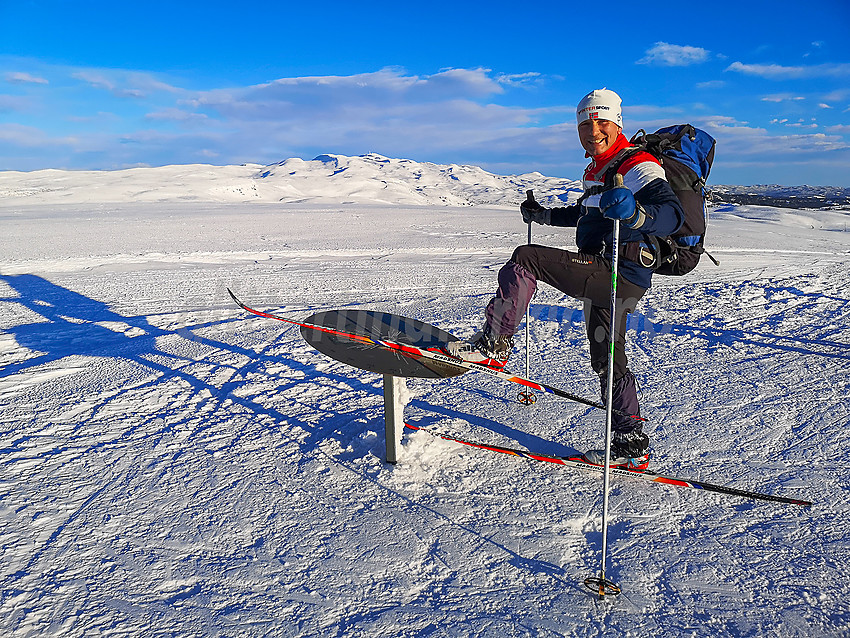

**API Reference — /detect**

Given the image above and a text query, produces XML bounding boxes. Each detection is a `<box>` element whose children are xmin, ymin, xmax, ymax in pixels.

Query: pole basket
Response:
<box><xmin>584</xmin><ymin>576</ymin><xmax>621</xmax><ymax>599</ymax></box>
<box><xmin>517</xmin><ymin>390</ymin><xmax>537</xmax><ymax>405</ymax></box>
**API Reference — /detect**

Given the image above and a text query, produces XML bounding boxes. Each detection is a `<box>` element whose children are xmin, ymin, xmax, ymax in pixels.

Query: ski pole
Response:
<box><xmin>518</xmin><ymin>189</ymin><xmax>536</xmax><ymax>406</ymax></box>
<box><xmin>585</xmin><ymin>173</ymin><xmax>624</xmax><ymax>599</ymax></box>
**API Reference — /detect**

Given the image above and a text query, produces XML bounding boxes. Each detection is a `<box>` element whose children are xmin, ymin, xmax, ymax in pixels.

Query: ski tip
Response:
<box><xmin>226</xmin><ymin>288</ymin><xmax>244</xmax><ymax>308</ymax></box>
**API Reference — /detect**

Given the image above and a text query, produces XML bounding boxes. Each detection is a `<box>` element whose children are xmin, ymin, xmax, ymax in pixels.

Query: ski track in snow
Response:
<box><xmin>0</xmin><ymin>199</ymin><xmax>849</xmax><ymax>637</ymax></box>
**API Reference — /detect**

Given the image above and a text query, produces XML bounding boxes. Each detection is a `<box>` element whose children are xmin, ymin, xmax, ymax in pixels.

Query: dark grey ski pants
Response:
<box><xmin>484</xmin><ymin>244</ymin><xmax>647</xmax><ymax>433</ymax></box>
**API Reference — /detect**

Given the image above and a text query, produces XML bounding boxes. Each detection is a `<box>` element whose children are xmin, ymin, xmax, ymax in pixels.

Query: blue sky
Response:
<box><xmin>1</xmin><ymin>0</ymin><xmax>849</xmax><ymax>185</ymax></box>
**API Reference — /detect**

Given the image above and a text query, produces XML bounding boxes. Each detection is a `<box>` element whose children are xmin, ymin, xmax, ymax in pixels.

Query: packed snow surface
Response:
<box><xmin>1</xmin><ymin>157</ymin><xmax>849</xmax><ymax>637</ymax></box>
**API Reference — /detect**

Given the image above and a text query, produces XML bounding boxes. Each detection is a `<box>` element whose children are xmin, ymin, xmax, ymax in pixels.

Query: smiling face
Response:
<box><xmin>578</xmin><ymin>118</ymin><xmax>622</xmax><ymax>156</ymax></box>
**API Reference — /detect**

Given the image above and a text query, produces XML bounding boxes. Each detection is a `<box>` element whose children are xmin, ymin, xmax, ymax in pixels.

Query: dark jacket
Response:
<box><xmin>549</xmin><ymin>133</ymin><xmax>684</xmax><ymax>289</ymax></box>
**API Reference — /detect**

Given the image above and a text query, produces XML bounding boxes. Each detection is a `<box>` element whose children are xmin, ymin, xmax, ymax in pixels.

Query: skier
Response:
<box><xmin>447</xmin><ymin>88</ymin><xmax>685</xmax><ymax>469</ymax></box>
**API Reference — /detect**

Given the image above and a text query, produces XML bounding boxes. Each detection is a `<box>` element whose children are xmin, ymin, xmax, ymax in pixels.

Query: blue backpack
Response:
<box><xmin>600</xmin><ymin>124</ymin><xmax>718</xmax><ymax>275</ymax></box>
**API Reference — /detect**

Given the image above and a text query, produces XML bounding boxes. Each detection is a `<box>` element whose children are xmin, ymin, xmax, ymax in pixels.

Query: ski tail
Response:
<box><xmin>227</xmin><ymin>288</ymin><xmax>377</xmax><ymax>344</ymax></box>
<box><xmin>228</xmin><ymin>288</ymin><xmax>292</xmax><ymax>323</ymax></box>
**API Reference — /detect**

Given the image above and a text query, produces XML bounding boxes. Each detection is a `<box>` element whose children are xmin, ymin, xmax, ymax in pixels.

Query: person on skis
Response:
<box><xmin>447</xmin><ymin>88</ymin><xmax>684</xmax><ymax>469</ymax></box>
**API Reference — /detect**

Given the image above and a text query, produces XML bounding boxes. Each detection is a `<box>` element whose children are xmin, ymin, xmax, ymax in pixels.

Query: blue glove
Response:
<box><xmin>599</xmin><ymin>186</ymin><xmax>643</xmax><ymax>228</ymax></box>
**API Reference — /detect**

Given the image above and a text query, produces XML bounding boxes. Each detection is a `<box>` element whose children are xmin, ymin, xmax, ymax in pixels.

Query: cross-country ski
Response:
<box><xmin>228</xmin><ymin>288</ymin><xmax>645</xmax><ymax>421</ymax></box>
<box><xmin>403</xmin><ymin>424</ymin><xmax>812</xmax><ymax>507</ymax></box>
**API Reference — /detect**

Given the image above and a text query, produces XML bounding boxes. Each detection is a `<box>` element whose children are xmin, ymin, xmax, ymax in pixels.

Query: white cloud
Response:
<box><xmin>72</xmin><ymin>69</ymin><xmax>182</xmax><ymax>99</ymax></box>
<box><xmin>495</xmin><ymin>72</ymin><xmax>542</xmax><ymax>87</ymax></box>
<box><xmin>146</xmin><ymin>108</ymin><xmax>209</xmax><ymax>123</ymax></box>
<box><xmin>804</xmin><ymin>41</ymin><xmax>825</xmax><ymax>58</ymax></box>
<box><xmin>5</xmin><ymin>72</ymin><xmax>48</xmax><ymax>85</ymax></box>
<box><xmin>817</xmin><ymin>103</ymin><xmax>832</xmax><ymax>109</ymax></box>
<box><xmin>726</xmin><ymin>62</ymin><xmax>850</xmax><ymax>79</ymax></box>
<box><xmin>637</xmin><ymin>42</ymin><xmax>710</xmax><ymax>66</ymax></box>
<box><xmin>73</xmin><ymin>70</ymin><xmax>143</xmax><ymax>98</ymax></box>
<box><xmin>186</xmin><ymin>67</ymin><xmax>513</xmax><ymax>125</ymax></box>
<box><xmin>761</xmin><ymin>94</ymin><xmax>805</xmax><ymax>103</ymax></box>
<box><xmin>626</xmin><ymin>112</ymin><xmax>848</xmax><ymax>161</ymax></box>
<box><xmin>696</xmin><ymin>117</ymin><xmax>847</xmax><ymax>155</ymax></box>
<box><xmin>187</xmin><ymin>68</ymin><xmax>518</xmax><ymax>124</ymax></box>
<box><xmin>696</xmin><ymin>80</ymin><xmax>725</xmax><ymax>89</ymax></box>
<box><xmin>425</xmin><ymin>67</ymin><xmax>506</xmax><ymax>97</ymax></box>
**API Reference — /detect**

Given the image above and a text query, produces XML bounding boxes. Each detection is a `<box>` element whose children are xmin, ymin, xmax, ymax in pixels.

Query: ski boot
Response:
<box><xmin>582</xmin><ymin>430</ymin><xmax>650</xmax><ymax>470</ymax></box>
<box><xmin>445</xmin><ymin>328</ymin><xmax>513</xmax><ymax>371</ymax></box>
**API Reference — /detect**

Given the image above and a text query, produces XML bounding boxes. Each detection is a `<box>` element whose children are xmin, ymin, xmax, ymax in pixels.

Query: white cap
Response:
<box><xmin>576</xmin><ymin>88</ymin><xmax>623</xmax><ymax>127</ymax></box>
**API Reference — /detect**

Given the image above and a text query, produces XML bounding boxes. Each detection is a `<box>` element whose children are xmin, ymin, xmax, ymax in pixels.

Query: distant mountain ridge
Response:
<box><xmin>251</xmin><ymin>153</ymin><xmax>582</xmax><ymax>207</ymax></box>
<box><xmin>710</xmin><ymin>184</ymin><xmax>850</xmax><ymax>210</ymax></box>
<box><xmin>0</xmin><ymin>153</ymin><xmax>582</xmax><ymax>208</ymax></box>
<box><xmin>0</xmin><ymin>153</ymin><xmax>847</xmax><ymax>209</ymax></box>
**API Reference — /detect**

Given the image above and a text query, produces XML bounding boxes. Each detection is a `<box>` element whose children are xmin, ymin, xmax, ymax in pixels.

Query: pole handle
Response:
<box><xmin>524</xmin><ymin>189</ymin><xmax>534</xmax><ymax>242</ymax></box>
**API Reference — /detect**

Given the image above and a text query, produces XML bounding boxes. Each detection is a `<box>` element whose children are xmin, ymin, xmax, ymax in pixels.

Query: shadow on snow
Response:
<box><xmin>0</xmin><ymin>274</ymin><xmax>574</xmax><ymax>583</ymax></box>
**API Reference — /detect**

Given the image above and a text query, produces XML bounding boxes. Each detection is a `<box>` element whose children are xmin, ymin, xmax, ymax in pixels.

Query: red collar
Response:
<box><xmin>585</xmin><ymin>133</ymin><xmax>630</xmax><ymax>181</ymax></box>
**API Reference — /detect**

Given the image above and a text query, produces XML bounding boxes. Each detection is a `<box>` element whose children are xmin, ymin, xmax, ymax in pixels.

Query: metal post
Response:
<box><xmin>383</xmin><ymin>375</ymin><xmax>404</xmax><ymax>464</ymax></box>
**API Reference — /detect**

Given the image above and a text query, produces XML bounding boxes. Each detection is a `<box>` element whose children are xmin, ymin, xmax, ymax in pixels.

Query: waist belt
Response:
<box><xmin>620</xmin><ymin>241</ymin><xmax>657</xmax><ymax>268</ymax></box>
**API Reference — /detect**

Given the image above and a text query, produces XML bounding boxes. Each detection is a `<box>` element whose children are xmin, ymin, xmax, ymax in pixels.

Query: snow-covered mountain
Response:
<box><xmin>0</xmin><ymin>153</ymin><xmax>582</xmax><ymax>208</ymax></box>
<box><xmin>711</xmin><ymin>184</ymin><xmax>850</xmax><ymax>209</ymax></box>
<box><xmin>253</xmin><ymin>154</ymin><xmax>583</xmax><ymax>207</ymax></box>
<box><xmin>3</xmin><ymin>153</ymin><xmax>848</xmax><ymax>211</ymax></box>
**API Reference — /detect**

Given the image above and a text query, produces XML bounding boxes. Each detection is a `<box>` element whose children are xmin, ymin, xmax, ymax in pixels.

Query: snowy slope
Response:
<box><xmin>1</xmin><ymin>162</ymin><xmax>850</xmax><ymax>637</ymax></box>
<box><xmin>0</xmin><ymin>154</ymin><xmax>581</xmax><ymax>208</ymax></box>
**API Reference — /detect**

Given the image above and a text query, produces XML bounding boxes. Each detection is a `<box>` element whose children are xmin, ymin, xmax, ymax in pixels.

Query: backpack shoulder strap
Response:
<box><xmin>576</xmin><ymin>146</ymin><xmax>642</xmax><ymax>207</ymax></box>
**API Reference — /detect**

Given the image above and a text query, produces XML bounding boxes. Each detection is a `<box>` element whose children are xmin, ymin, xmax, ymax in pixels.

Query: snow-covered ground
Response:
<box><xmin>1</xmin><ymin>158</ymin><xmax>849</xmax><ymax>637</ymax></box>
